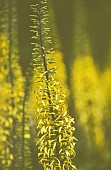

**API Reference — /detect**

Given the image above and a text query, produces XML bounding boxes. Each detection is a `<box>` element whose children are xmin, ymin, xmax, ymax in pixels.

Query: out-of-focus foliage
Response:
<box><xmin>30</xmin><ymin>0</ymin><xmax>77</xmax><ymax>169</ymax></box>
<box><xmin>73</xmin><ymin>0</ymin><xmax>90</xmax><ymax>57</ymax></box>
<box><xmin>47</xmin><ymin>51</ymin><xmax>69</xmax><ymax>97</ymax></box>
<box><xmin>0</xmin><ymin>34</ymin><xmax>12</xmax><ymax>169</ymax></box>
<box><xmin>72</xmin><ymin>56</ymin><xmax>104</xmax><ymax>147</ymax></box>
<box><xmin>0</xmin><ymin>0</ymin><xmax>37</xmax><ymax>168</ymax></box>
<box><xmin>0</xmin><ymin>33</ymin><xmax>36</xmax><ymax>170</ymax></box>
<box><xmin>0</xmin><ymin>33</ymin><xmax>24</xmax><ymax>169</ymax></box>
<box><xmin>72</xmin><ymin>56</ymin><xmax>111</xmax><ymax>169</ymax></box>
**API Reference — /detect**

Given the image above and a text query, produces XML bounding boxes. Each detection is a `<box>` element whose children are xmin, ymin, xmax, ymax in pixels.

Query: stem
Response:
<box><xmin>38</xmin><ymin>0</ymin><xmax>52</xmax><ymax>109</ymax></box>
<box><xmin>37</xmin><ymin>1</ymin><xmax>60</xmax><ymax>163</ymax></box>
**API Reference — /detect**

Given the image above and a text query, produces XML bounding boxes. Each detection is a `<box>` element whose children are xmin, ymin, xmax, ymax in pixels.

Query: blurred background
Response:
<box><xmin>0</xmin><ymin>0</ymin><xmax>111</xmax><ymax>169</ymax></box>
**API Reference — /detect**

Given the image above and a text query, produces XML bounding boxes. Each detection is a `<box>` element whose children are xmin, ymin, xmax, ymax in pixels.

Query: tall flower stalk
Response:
<box><xmin>31</xmin><ymin>0</ymin><xmax>77</xmax><ymax>169</ymax></box>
